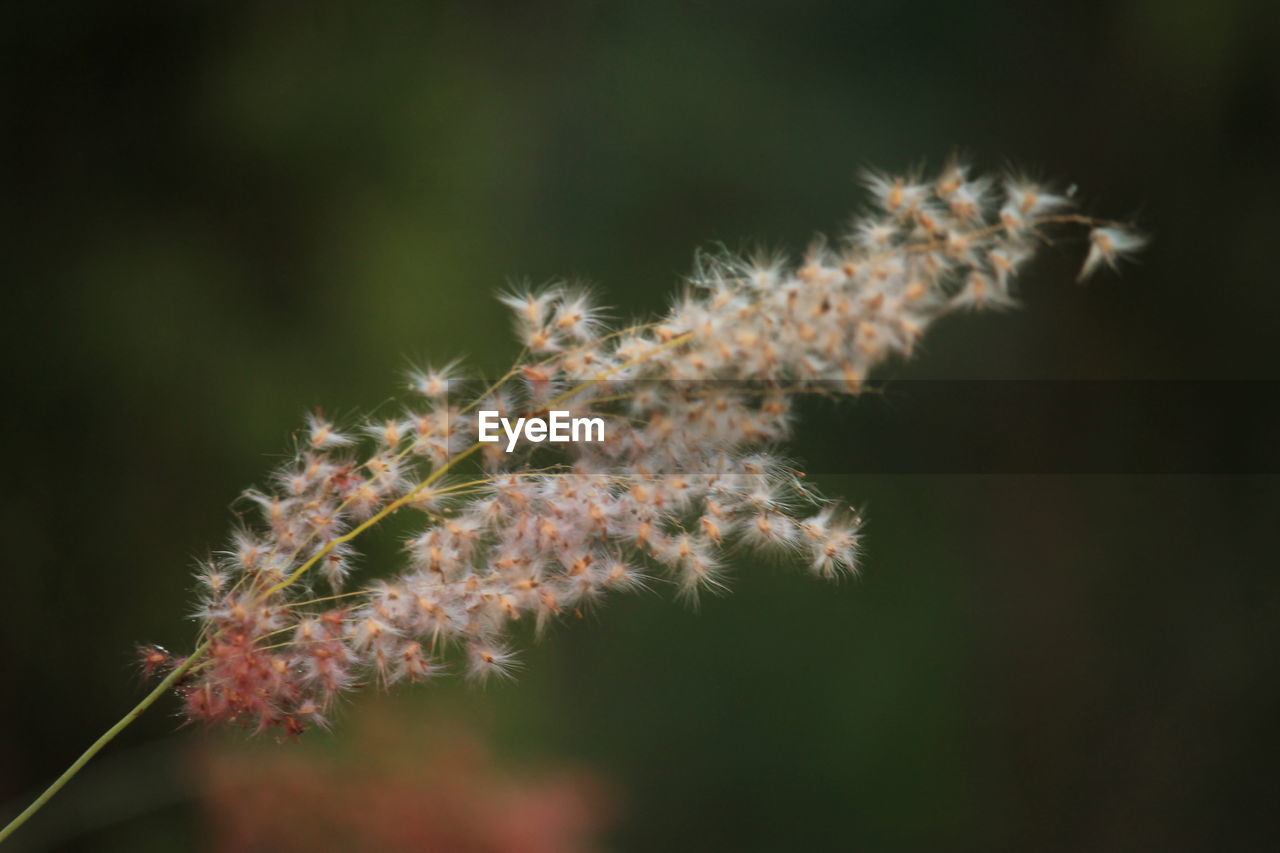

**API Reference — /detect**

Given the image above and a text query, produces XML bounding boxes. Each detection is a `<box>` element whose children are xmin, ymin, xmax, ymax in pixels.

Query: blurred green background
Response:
<box><xmin>3</xmin><ymin>1</ymin><xmax>1279</xmax><ymax>850</ymax></box>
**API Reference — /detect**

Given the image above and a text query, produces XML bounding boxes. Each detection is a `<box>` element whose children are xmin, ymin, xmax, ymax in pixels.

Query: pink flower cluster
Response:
<box><xmin>146</xmin><ymin>162</ymin><xmax>1142</xmax><ymax>735</ymax></box>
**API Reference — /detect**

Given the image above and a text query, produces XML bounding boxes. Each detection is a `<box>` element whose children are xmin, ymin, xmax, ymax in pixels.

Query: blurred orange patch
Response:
<box><xmin>191</xmin><ymin>701</ymin><xmax>616</xmax><ymax>853</ymax></box>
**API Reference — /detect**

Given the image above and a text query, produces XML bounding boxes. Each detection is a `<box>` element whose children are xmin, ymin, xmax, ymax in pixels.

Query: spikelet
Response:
<box><xmin>168</xmin><ymin>163</ymin><xmax>1143</xmax><ymax>735</ymax></box>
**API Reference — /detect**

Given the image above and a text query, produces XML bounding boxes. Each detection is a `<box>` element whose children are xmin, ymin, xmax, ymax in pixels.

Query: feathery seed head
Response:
<box><xmin>159</xmin><ymin>161</ymin><xmax>1142</xmax><ymax>736</ymax></box>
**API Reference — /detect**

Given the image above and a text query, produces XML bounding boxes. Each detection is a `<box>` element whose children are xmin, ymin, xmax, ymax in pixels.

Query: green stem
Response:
<box><xmin>0</xmin><ymin>641</ymin><xmax>209</xmax><ymax>845</ymax></box>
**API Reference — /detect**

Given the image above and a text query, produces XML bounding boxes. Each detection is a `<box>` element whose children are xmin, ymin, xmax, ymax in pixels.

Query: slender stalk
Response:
<box><xmin>1</xmin><ymin>408</ymin><xmax>507</xmax><ymax>844</ymax></box>
<box><xmin>0</xmin><ymin>640</ymin><xmax>210</xmax><ymax>845</ymax></box>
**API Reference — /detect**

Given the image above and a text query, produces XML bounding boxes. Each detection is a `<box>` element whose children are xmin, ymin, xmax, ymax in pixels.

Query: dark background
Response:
<box><xmin>3</xmin><ymin>1</ymin><xmax>1279</xmax><ymax>850</ymax></box>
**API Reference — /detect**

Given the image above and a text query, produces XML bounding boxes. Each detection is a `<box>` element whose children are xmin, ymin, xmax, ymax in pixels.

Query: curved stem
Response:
<box><xmin>0</xmin><ymin>641</ymin><xmax>209</xmax><ymax>845</ymax></box>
